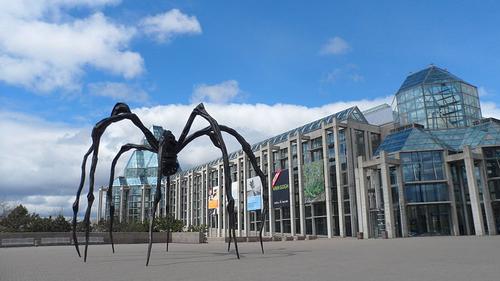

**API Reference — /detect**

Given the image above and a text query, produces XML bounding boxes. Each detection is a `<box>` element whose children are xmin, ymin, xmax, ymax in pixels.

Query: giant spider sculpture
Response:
<box><xmin>73</xmin><ymin>102</ymin><xmax>268</xmax><ymax>266</ymax></box>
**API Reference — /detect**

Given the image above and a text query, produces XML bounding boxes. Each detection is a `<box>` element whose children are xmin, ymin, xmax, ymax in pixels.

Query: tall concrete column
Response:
<box><xmin>266</xmin><ymin>146</ymin><xmax>275</xmax><ymax>236</ymax></box>
<box><xmin>345</xmin><ymin>127</ymin><xmax>358</xmax><ymax>236</ymax></box>
<box><xmin>187</xmin><ymin>172</ymin><xmax>192</xmax><ymax>226</ymax></box>
<box><xmin>163</xmin><ymin>179</ymin><xmax>167</xmax><ymax>217</ymax></box>
<box><xmin>463</xmin><ymin>146</ymin><xmax>485</xmax><ymax>236</ymax></box>
<box><xmin>97</xmin><ymin>187</ymin><xmax>103</xmax><ymax>222</ymax></box>
<box><xmin>380</xmin><ymin>151</ymin><xmax>395</xmax><ymax>238</ymax></box>
<box><xmin>296</xmin><ymin>134</ymin><xmax>306</xmax><ymax>235</ymax></box>
<box><xmin>321</xmin><ymin>125</ymin><xmax>333</xmax><ymax>238</ymax></box>
<box><xmin>119</xmin><ymin>186</ymin><xmax>125</xmax><ymax>223</ymax></box>
<box><xmin>287</xmin><ymin>139</ymin><xmax>296</xmax><ymax>236</ymax></box>
<box><xmin>175</xmin><ymin>177</ymin><xmax>181</xmax><ymax>220</ymax></box>
<box><xmin>236</xmin><ymin>159</ymin><xmax>242</xmax><ymax>236</ymax></box>
<box><xmin>333</xmin><ymin>123</ymin><xmax>345</xmax><ymax>237</ymax></box>
<box><xmin>443</xmin><ymin>152</ymin><xmax>460</xmax><ymax>236</ymax></box>
<box><xmin>217</xmin><ymin>165</ymin><xmax>223</xmax><ymax>237</ymax></box>
<box><xmin>200</xmin><ymin>174</ymin><xmax>203</xmax><ymax>225</ymax></box>
<box><xmin>395</xmin><ymin>165</ymin><xmax>408</xmax><ymax>237</ymax></box>
<box><xmin>479</xmin><ymin>160</ymin><xmax>497</xmax><ymax>235</ymax></box>
<box><xmin>204</xmin><ymin>167</ymin><xmax>209</xmax><ymax>225</ymax></box>
<box><xmin>356</xmin><ymin>157</ymin><xmax>370</xmax><ymax>238</ymax></box>
<box><xmin>141</xmin><ymin>185</ymin><xmax>146</xmax><ymax>223</ymax></box>
<box><xmin>243</xmin><ymin>154</ymin><xmax>249</xmax><ymax>237</ymax></box>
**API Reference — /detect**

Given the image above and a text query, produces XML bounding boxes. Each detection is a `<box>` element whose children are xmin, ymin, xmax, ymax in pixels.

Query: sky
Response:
<box><xmin>1</xmin><ymin>0</ymin><xmax>500</xmax><ymax>218</ymax></box>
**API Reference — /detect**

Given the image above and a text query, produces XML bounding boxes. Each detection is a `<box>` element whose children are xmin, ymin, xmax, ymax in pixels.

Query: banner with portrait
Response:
<box><xmin>246</xmin><ymin>176</ymin><xmax>262</xmax><ymax>211</ymax></box>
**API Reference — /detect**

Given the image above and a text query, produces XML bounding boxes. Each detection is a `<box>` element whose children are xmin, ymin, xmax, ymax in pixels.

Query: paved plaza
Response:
<box><xmin>1</xmin><ymin>236</ymin><xmax>499</xmax><ymax>281</ymax></box>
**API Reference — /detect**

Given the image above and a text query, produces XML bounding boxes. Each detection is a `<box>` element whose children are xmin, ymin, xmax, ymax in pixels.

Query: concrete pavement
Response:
<box><xmin>1</xmin><ymin>236</ymin><xmax>499</xmax><ymax>281</ymax></box>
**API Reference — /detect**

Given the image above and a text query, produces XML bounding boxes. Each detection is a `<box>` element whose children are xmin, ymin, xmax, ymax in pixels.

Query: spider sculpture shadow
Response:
<box><xmin>73</xmin><ymin>103</ymin><xmax>268</xmax><ymax>266</ymax></box>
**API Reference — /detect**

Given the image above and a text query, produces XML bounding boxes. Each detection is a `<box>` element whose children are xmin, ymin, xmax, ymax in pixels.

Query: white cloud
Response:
<box><xmin>0</xmin><ymin>97</ymin><xmax>398</xmax><ymax>217</ymax></box>
<box><xmin>0</xmin><ymin>1</ymin><xmax>143</xmax><ymax>92</ymax></box>
<box><xmin>480</xmin><ymin>101</ymin><xmax>500</xmax><ymax>119</ymax></box>
<box><xmin>0</xmin><ymin>3</ymin><xmax>203</xmax><ymax>94</ymax></box>
<box><xmin>140</xmin><ymin>9</ymin><xmax>202</xmax><ymax>43</ymax></box>
<box><xmin>89</xmin><ymin>82</ymin><xmax>149</xmax><ymax>102</ymax></box>
<box><xmin>191</xmin><ymin>80</ymin><xmax>242</xmax><ymax>104</ymax></box>
<box><xmin>320</xmin><ymin>36</ymin><xmax>351</xmax><ymax>55</ymax></box>
<box><xmin>478</xmin><ymin>86</ymin><xmax>492</xmax><ymax>97</ymax></box>
<box><xmin>323</xmin><ymin>64</ymin><xmax>364</xmax><ymax>83</ymax></box>
<box><xmin>12</xmin><ymin>95</ymin><xmax>500</xmax><ymax>218</ymax></box>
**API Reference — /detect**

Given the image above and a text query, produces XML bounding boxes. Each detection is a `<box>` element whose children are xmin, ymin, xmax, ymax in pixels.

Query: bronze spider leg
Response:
<box><xmin>146</xmin><ymin>141</ymin><xmax>164</xmax><ymax>266</ymax></box>
<box><xmin>165</xmin><ymin>176</ymin><xmax>170</xmax><ymax>252</ymax></box>
<box><xmin>72</xmin><ymin>146</ymin><xmax>93</xmax><ymax>258</ymax></box>
<box><xmin>106</xmin><ymin>143</ymin><xmax>155</xmax><ymax>253</ymax></box>
<box><xmin>217</xmin><ymin>126</ymin><xmax>268</xmax><ymax>254</ymax></box>
<box><xmin>179</xmin><ymin>128</ymin><xmax>236</xmax><ymax>250</ymax></box>
<box><xmin>176</xmin><ymin>104</ymin><xmax>239</xmax><ymax>259</ymax></box>
<box><xmin>180</xmin><ymin>125</ymin><xmax>268</xmax><ymax>253</ymax></box>
<box><xmin>73</xmin><ymin>103</ymin><xmax>159</xmax><ymax>261</ymax></box>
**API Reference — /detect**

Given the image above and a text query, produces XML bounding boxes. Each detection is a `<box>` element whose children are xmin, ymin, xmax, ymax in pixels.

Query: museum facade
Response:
<box><xmin>97</xmin><ymin>65</ymin><xmax>500</xmax><ymax>238</ymax></box>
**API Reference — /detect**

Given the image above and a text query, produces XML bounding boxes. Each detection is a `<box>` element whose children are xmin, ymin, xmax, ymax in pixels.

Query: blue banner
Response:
<box><xmin>246</xmin><ymin>176</ymin><xmax>262</xmax><ymax>211</ymax></box>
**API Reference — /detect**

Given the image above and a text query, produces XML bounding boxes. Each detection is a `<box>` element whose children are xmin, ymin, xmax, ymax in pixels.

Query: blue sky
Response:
<box><xmin>2</xmin><ymin>0</ymin><xmax>500</xmax><ymax>124</ymax></box>
<box><xmin>1</xmin><ymin>0</ymin><xmax>500</xmax><ymax>217</ymax></box>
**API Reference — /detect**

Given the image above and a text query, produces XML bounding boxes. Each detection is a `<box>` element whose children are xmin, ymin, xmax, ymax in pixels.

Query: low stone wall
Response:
<box><xmin>0</xmin><ymin>232</ymin><xmax>204</xmax><ymax>247</ymax></box>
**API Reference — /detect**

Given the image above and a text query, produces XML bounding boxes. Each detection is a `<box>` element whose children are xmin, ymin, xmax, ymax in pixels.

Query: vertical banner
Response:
<box><xmin>303</xmin><ymin>161</ymin><xmax>325</xmax><ymax>203</ymax></box>
<box><xmin>246</xmin><ymin>176</ymin><xmax>262</xmax><ymax>211</ymax></box>
<box><xmin>272</xmin><ymin>169</ymin><xmax>290</xmax><ymax>207</ymax></box>
<box><xmin>231</xmin><ymin>181</ymin><xmax>239</xmax><ymax>202</ymax></box>
<box><xmin>208</xmin><ymin>185</ymin><xmax>219</xmax><ymax>209</ymax></box>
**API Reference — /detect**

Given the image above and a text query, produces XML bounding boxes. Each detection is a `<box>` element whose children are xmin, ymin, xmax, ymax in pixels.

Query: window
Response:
<box><xmin>401</xmin><ymin>151</ymin><xmax>444</xmax><ymax>182</ymax></box>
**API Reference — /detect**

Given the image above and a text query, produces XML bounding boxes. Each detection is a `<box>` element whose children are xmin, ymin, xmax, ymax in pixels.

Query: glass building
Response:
<box><xmin>394</xmin><ymin>65</ymin><xmax>482</xmax><ymax>129</ymax></box>
<box><xmin>98</xmin><ymin>66</ymin><xmax>500</xmax><ymax>239</ymax></box>
<box><xmin>97</xmin><ymin>126</ymin><xmax>171</xmax><ymax>223</ymax></box>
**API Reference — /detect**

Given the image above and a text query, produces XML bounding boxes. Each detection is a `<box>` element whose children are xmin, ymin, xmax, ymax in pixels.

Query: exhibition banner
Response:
<box><xmin>246</xmin><ymin>176</ymin><xmax>262</xmax><ymax>211</ymax></box>
<box><xmin>231</xmin><ymin>181</ymin><xmax>239</xmax><ymax>201</ymax></box>
<box><xmin>303</xmin><ymin>161</ymin><xmax>326</xmax><ymax>203</ymax></box>
<box><xmin>272</xmin><ymin>169</ymin><xmax>290</xmax><ymax>207</ymax></box>
<box><xmin>208</xmin><ymin>185</ymin><xmax>219</xmax><ymax>209</ymax></box>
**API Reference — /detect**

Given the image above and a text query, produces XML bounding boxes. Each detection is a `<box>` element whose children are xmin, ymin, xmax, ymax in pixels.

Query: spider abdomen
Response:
<box><xmin>161</xmin><ymin>152</ymin><xmax>178</xmax><ymax>176</ymax></box>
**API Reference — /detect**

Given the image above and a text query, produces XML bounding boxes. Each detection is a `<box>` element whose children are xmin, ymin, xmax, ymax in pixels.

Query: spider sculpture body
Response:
<box><xmin>73</xmin><ymin>103</ymin><xmax>268</xmax><ymax>266</ymax></box>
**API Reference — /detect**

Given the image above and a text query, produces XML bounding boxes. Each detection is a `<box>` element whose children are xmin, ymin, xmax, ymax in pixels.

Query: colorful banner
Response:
<box><xmin>208</xmin><ymin>185</ymin><xmax>219</xmax><ymax>209</ymax></box>
<box><xmin>303</xmin><ymin>161</ymin><xmax>325</xmax><ymax>203</ymax></box>
<box><xmin>246</xmin><ymin>176</ymin><xmax>262</xmax><ymax>211</ymax></box>
<box><xmin>272</xmin><ymin>169</ymin><xmax>290</xmax><ymax>207</ymax></box>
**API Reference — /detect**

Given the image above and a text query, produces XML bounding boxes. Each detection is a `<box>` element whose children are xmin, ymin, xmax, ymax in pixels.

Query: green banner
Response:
<box><xmin>303</xmin><ymin>161</ymin><xmax>325</xmax><ymax>203</ymax></box>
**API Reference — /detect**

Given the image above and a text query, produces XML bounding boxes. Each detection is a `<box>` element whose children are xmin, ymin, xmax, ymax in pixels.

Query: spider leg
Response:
<box><xmin>72</xmin><ymin>146</ymin><xmax>93</xmax><ymax>258</ymax></box>
<box><xmin>179</xmin><ymin>124</ymin><xmax>268</xmax><ymax>254</ymax></box>
<box><xmin>107</xmin><ymin>143</ymin><xmax>155</xmax><ymax>253</ymax></box>
<box><xmin>73</xmin><ymin>102</ymin><xmax>159</xmax><ymax>260</ymax></box>
<box><xmin>83</xmin><ymin>136</ymin><xmax>101</xmax><ymax>262</ymax></box>
<box><xmin>217</xmin><ymin>125</ymin><xmax>268</xmax><ymax>254</ymax></box>
<box><xmin>146</xmin><ymin>146</ymin><xmax>163</xmax><ymax>266</ymax></box>
<box><xmin>165</xmin><ymin>176</ymin><xmax>170</xmax><ymax>252</ymax></box>
<box><xmin>227</xmin><ymin>206</ymin><xmax>232</xmax><ymax>252</ymax></box>
<box><xmin>175</xmin><ymin>105</ymin><xmax>239</xmax><ymax>259</ymax></box>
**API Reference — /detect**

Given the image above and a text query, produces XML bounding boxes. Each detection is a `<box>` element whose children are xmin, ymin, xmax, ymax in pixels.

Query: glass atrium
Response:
<box><xmin>394</xmin><ymin>66</ymin><xmax>481</xmax><ymax>129</ymax></box>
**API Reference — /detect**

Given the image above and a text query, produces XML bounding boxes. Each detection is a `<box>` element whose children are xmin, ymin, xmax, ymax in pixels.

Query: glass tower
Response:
<box><xmin>394</xmin><ymin>66</ymin><xmax>481</xmax><ymax>129</ymax></box>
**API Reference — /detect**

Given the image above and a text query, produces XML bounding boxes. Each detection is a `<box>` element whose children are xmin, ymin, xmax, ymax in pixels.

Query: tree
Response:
<box><xmin>0</xmin><ymin>204</ymin><xmax>31</xmax><ymax>232</ymax></box>
<box><xmin>52</xmin><ymin>215</ymin><xmax>71</xmax><ymax>232</ymax></box>
<box><xmin>155</xmin><ymin>215</ymin><xmax>184</xmax><ymax>232</ymax></box>
<box><xmin>0</xmin><ymin>200</ymin><xmax>11</xmax><ymax>219</ymax></box>
<box><xmin>29</xmin><ymin>215</ymin><xmax>53</xmax><ymax>232</ymax></box>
